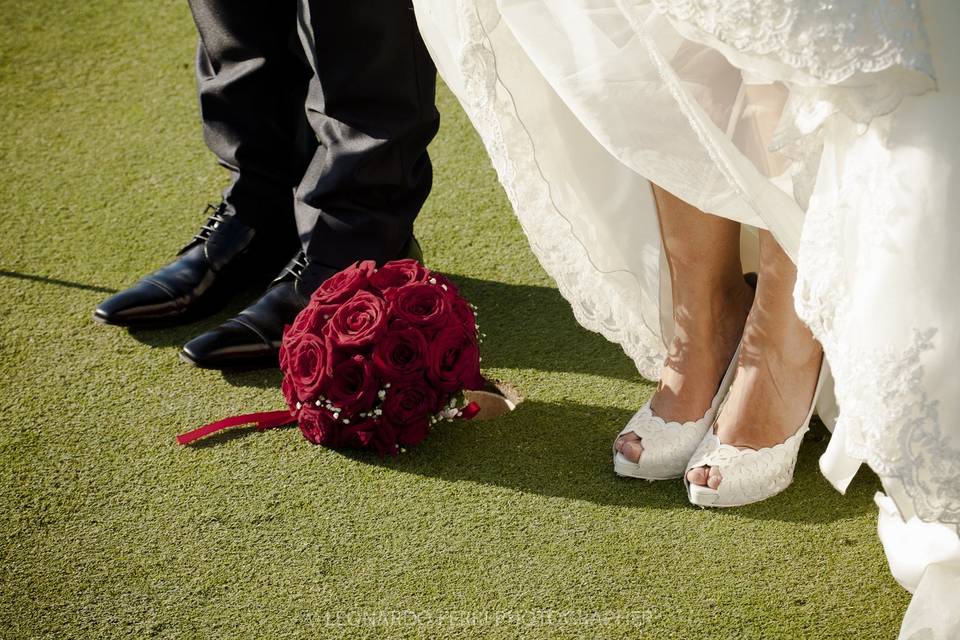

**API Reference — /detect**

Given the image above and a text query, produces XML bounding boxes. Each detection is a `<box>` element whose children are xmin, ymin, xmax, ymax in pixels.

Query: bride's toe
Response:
<box><xmin>686</xmin><ymin>466</ymin><xmax>709</xmax><ymax>486</ymax></box>
<box><xmin>616</xmin><ymin>435</ymin><xmax>644</xmax><ymax>463</ymax></box>
<box><xmin>686</xmin><ymin>465</ymin><xmax>722</xmax><ymax>489</ymax></box>
<box><xmin>706</xmin><ymin>466</ymin><xmax>722</xmax><ymax>490</ymax></box>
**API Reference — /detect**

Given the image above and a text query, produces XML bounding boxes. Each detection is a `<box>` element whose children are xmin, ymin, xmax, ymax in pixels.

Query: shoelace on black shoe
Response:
<box><xmin>191</xmin><ymin>202</ymin><xmax>229</xmax><ymax>244</ymax></box>
<box><xmin>277</xmin><ymin>251</ymin><xmax>308</xmax><ymax>283</ymax></box>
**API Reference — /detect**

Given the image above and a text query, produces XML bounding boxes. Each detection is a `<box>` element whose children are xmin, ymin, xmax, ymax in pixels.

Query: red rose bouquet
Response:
<box><xmin>177</xmin><ymin>259</ymin><xmax>484</xmax><ymax>454</ymax></box>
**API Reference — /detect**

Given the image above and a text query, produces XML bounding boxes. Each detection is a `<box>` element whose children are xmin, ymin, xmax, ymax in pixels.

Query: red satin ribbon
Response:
<box><xmin>176</xmin><ymin>410</ymin><xmax>295</xmax><ymax>445</ymax></box>
<box><xmin>461</xmin><ymin>401</ymin><xmax>481</xmax><ymax>420</ymax></box>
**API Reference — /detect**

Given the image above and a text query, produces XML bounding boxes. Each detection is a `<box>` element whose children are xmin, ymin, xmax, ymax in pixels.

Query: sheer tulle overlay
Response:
<box><xmin>412</xmin><ymin>1</ymin><xmax>960</xmax><ymax>636</ymax></box>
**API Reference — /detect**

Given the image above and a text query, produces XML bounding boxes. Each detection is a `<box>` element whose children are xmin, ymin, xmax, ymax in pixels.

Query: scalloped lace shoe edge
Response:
<box><xmin>613</xmin><ymin>343</ymin><xmax>742</xmax><ymax>481</ymax></box>
<box><xmin>684</xmin><ymin>356</ymin><xmax>829</xmax><ymax>508</ymax></box>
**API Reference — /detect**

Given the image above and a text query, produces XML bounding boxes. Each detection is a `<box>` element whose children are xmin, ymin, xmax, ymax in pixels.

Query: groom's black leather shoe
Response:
<box><xmin>179</xmin><ymin>237</ymin><xmax>424</xmax><ymax>369</ymax></box>
<box><xmin>93</xmin><ymin>203</ymin><xmax>294</xmax><ymax>327</ymax></box>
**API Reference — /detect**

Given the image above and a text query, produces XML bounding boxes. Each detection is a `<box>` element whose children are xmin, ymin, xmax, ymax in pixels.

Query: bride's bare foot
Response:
<box><xmin>614</xmin><ymin>277</ymin><xmax>753</xmax><ymax>463</ymax></box>
<box><xmin>687</xmin><ymin>232</ymin><xmax>823</xmax><ymax>489</ymax></box>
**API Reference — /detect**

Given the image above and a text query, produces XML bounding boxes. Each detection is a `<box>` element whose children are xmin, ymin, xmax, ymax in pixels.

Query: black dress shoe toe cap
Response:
<box><xmin>93</xmin><ymin>280</ymin><xmax>178</xmax><ymax>326</ymax></box>
<box><xmin>180</xmin><ymin>320</ymin><xmax>279</xmax><ymax>370</ymax></box>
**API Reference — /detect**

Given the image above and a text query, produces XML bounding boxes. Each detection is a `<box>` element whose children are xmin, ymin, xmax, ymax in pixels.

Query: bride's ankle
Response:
<box><xmin>742</xmin><ymin>302</ymin><xmax>821</xmax><ymax>369</ymax></box>
<box><xmin>672</xmin><ymin>277</ymin><xmax>753</xmax><ymax>345</ymax></box>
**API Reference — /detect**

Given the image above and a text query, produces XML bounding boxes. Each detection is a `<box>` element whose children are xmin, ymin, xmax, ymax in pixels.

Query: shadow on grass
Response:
<box><xmin>222</xmin><ymin>368</ymin><xmax>283</xmax><ymax>389</ymax></box>
<box><xmin>345</xmin><ymin>400</ymin><xmax>878</xmax><ymax>525</ymax></box>
<box><xmin>184</xmin><ymin>396</ymin><xmax>876</xmax><ymax>525</ymax></box>
<box><xmin>97</xmin><ymin>266</ymin><xmax>870</xmax><ymax>524</ymax></box>
<box><xmin>187</xmin><ymin>424</ymin><xmax>264</xmax><ymax>448</ymax></box>
<box><xmin>0</xmin><ymin>269</ymin><xmax>117</xmax><ymax>294</ymax></box>
<box><xmin>451</xmin><ymin>275</ymin><xmax>645</xmax><ymax>382</ymax></box>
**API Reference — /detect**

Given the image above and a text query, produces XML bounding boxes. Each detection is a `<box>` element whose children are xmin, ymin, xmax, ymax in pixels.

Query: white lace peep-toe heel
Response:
<box><xmin>613</xmin><ymin>344</ymin><xmax>741</xmax><ymax>481</ymax></box>
<box><xmin>684</xmin><ymin>356</ymin><xmax>829</xmax><ymax>508</ymax></box>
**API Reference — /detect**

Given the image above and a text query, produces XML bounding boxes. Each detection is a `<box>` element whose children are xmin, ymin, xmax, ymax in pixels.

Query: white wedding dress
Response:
<box><xmin>411</xmin><ymin>1</ymin><xmax>960</xmax><ymax>636</ymax></box>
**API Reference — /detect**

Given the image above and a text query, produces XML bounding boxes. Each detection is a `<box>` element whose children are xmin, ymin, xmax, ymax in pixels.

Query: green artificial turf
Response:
<box><xmin>0</xmin><ymin>2</ymin><xmax>909</xmax><ymax>638</ymax></box>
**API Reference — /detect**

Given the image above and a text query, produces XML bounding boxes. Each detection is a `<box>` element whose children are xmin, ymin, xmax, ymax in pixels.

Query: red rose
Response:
<box><xmin>311</xmin><ymin>260</ymin><xmax>376</xmax><ymax>305</ymax></box>
<box><xmin>287</xmin><ymin>333</ymin><xmax>328</xmax><ymax>400</ymax></box>
<box><xmin>338</xmin><ymin>419</ymin><xmax>396</xmax><ymax>456</ymax></box>
<box><xmin>372</xmin><ymin>420</ymin><xmax>398</xmax><ymax>456</ymax></box>
<box><xmin>281</xmin><ymin>374</ymin><xmax>300</xmax><ymax>413</ymax></box>
<box><xmin>381</xmin><ymin>382</ymin><xmax>438</xmax><ymax>446</ymax></box>
<box><xmin>324</xmin><ymin>290</ymin><xmax>387</xmax><ymax>351</ymax></box>
<box><xmin>325</xmin><ymin>354</ymin><xmax>379</xmax><ymax>416</ymax></box>
<box><xmin>431</xmin><ymin>273</ymin><xmax>460</xmax><ymax>297</ymax></box>
<box><xmin>298</xmin><ymin>406</ymin><xmax>338</xmax><ymax>446</ymax></box>
<box><xmin>427</xmin><ymin>326</ymin><xmax>484</xmax><ymax>392</ymax></box>
<box><xmin>385</xmin><ymin>282</ymin><xmax>449</xmax><ymax>333</ymax></box>
<box><xmin>285</xmin><ymin>301</ymin><xmax>340</xmax><ymax>344</ymax></box>
<box><xmin>372</xmin><ymin>325</ymin><xmax>429</xmax><ymax>382</ymax></box>
<box><xmin>279</xmin><ymin>334</ymin><xmax>291</xmax><ymax>371</ymax></box>
<box><xmin>368</xmin><ymin>259</ymin><xmax>429</xmax><ymax>291</ymax></box>
<box><xmin>449</xmin><ymin>296</ymin><xmax>477</xmax><ymax>336</ymax></box>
